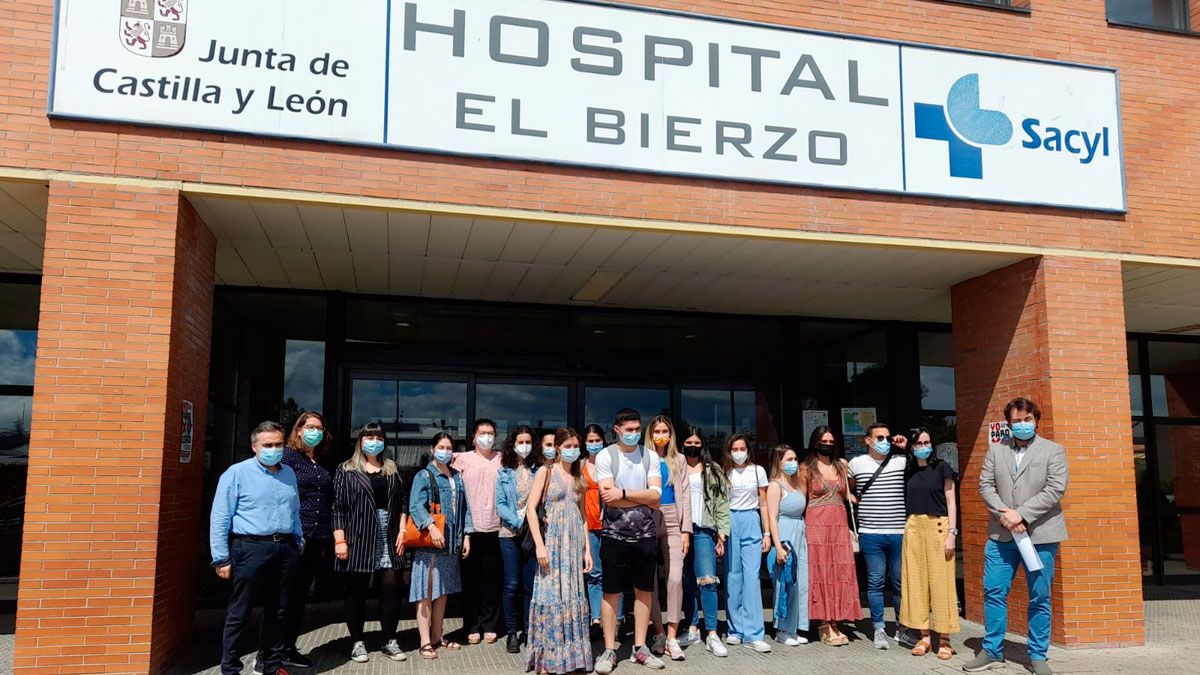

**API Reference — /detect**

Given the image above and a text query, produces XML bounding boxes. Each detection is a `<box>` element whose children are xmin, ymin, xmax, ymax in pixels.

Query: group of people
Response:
<box><xmin>209</xmin><ymin>397</ymin><xmax>1069</xmax><ymax>675</ymax></box>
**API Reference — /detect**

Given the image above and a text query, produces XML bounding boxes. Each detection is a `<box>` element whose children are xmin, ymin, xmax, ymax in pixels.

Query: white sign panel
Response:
<box><xmin>50</xmin><ymin>0</ymin><xmax>1124</xmax><ymax>211</ymax></box>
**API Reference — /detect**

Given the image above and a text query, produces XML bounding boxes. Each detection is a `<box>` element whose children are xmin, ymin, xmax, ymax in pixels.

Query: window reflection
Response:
<box><xmin>0</xmin><ymin>330</ymin><xmax>36</xmax><ymax>387</ymax></box>
<box><xmin>0</xmin><ymin>395</ymin><xmax>31</xmax><ymax>577</ymax></box>
<box><xmin>282</xmin><ymin>340</ymin><xmax>325</xmax><ymax>429</ymax></box>
<box><xmin>585</xmin><ymin>387</ymin><xmax>669</xmax><ymax>431</ymax></box>
<box><xmin>349</xmin><ymin>379</ymin><xmax>468</xmax><ymax>472</ymax></box>
<box><xmin>476</xmin><ymin>383</ymin><xmax>568</xmax><ymax>437</ymax></box>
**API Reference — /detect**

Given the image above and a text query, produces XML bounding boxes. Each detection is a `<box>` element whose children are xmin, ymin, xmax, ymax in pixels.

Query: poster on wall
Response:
<box><xmin>988</xmin><ymin>421</ymin><xmax>1011</xmax><ymax>445</ymax></box>
<box><xmin>180</xmin><ymin>399</ymin><xmax>194</xmax><ymax>464</ymax></box>
<box><xmin>802</xmin><ymin>410</ymin><xmax>829</xmax><ymax>446</ymax></box>
<box><xmin>841</xmin><ymin>407</ymin><xmax>877</xmax><ymax>437</ymax></box>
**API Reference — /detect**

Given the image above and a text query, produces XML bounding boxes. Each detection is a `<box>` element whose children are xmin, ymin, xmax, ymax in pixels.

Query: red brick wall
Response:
<box><xmin>951</xmin><ymin>256</ymin><xmax>1143</xmax><ymax>648</ymax></box>
<box><xmin>0</xmin><ymin>0</ymin><xmax>1197</xmax><ymax>260</ymax></box>
<box><xmin>13</xmin><ymin>183</ymin><xmax>215</xmax><ymax>675</ymax></box>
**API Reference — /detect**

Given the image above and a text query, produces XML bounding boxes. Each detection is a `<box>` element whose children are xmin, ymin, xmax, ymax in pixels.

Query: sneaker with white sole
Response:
<box><xmin>631</xmin><ymin>645</ymin><xmax>665</xmax><ymax>670</ymax></box>
<box><xmin>251</xmin><ymin>658</ymin><xmax>263</xmax><ymax>675</ymax></box>
<box><xmin>775</xmin><ymin>633</ymin><xmax>808</xmax><ymax>647</ymax></box>
<box><xmin>873</xmin><ymin>628</ymin><xmax>890</xmax><ymax>649</ymax></box>
<box><xmin>679</xmin><ymin>628</ymin><xmax>701</xmax><ymax>648</ymax></box>
<box><xmin>349</xmin><ymin>640</ymin><xmax>369</xmax><ymax>663</ymax></box>
<box><xmin>724</xmin><ymin>634</ymin><xmax>742</xmax><ymax>646</ymax></box>
<box><xmin>746</xmin><ymin>640</ymin><xmax>773</xmax><ymax>653</ymax></box>
<box><xmin>649</xmin><ymin>634</ymin><xmax>666</xmax><ymax>656</ymax></box>
<box><xmin>665</xmin><ymin>638</ymin><xmax>685</xmax><ymax>661</ymax></box>
<box><xmin>705</xmin><ymin>633</ymin><xmax>728</xmax><ymax>657</ymax></box>
<box><xmin>594</xmin><ymin>648</ymin><xmax>618</xmax><ymax>674</ymax></box>
<box><xmin>381</xmin><ymin>639</ymin><xmax>407</xmax><ymax>662</ymax></box>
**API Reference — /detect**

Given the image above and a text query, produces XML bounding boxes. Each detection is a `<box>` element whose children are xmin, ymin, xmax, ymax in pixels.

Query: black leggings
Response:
<box><xmin>343</xmin><ymin>569</ymin><xmax>403</xmax><ymax>644</ymax></box>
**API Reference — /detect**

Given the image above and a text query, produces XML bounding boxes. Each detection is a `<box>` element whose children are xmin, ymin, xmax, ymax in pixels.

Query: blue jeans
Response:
<box><xmin>983</xmin><ymin>539</ymin><xmax>1058</xmax><ymax>661</ymax></box>
<box><xmin>725</xmin><ymin>510</ymin><xmax>765</xmax><ymax>642</ymax></box>
<box><xmin>686</xmin><ymin>526</ymin><xmax>721</xmax><ymax>634</ymax></box>
<box><xmin>587</xmin><ymin>530</ymin><xmax>623</xmax><ymax>623</ymax></box>
<box><xmin>499</xmin><ymin>536</ymin><xmax>537</xmax><ymax>635</ymax></box>
<box><xmin>221</xmin><ymin>537</ymin><xmax>299</xmax><ymax>675</ymax></box>
<box><xmin>860</xmin><ymin>532</ymin><xmax>903</xmax><ymax>629</ymax></box>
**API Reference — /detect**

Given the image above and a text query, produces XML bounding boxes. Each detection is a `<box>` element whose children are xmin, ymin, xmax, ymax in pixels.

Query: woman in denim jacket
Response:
<box><xmin>494</xmin><ymin>424</ymin><xmax>542</xmax><ymax>652</ymax></box>
<box><xmin>408</xmin><ymin>432</ymin><xmax>473</xmax><ymax>659</ymax></box>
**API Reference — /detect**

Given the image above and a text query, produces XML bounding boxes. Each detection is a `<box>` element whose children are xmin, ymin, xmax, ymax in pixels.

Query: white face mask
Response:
<box><xmin>514</xmin><ymin>443</ymin><xmax>533</xmax><ymax>458</ymax></box>
<box><xmin>731</xmin><ymin>450</ymin><xmax>749</xmax><ymax>465</ymax></box>
<box><xmin>476</xmin><ymin>433</ymin><xmax>495</xmax><ymax>450</ymax></box>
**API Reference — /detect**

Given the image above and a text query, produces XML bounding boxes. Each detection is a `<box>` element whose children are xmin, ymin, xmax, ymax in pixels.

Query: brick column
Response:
<box><xmin>951</xmin><ymin>255</ymin><xmax>1143</xmax><ymax>648</ymax></box>
<box><xmin>13</xmin><ymin>182</ymin><xmax>216</xmax><ymax>674</ymax></box>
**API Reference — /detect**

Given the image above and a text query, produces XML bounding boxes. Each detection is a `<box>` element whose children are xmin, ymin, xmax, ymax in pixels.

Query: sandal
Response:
<box><xmin>483</xmin><ymin>632</ymin><xmax>498</xmax><ymax>644</ymax></box>
<box><xmin>911</xmin><ymin>638</ymin><xmax>932</xmax><ymax>656</ymax></box>
<box><xmin>937</xmin><ymin>644</ymin><xmax>956</xmax><ymax>661</ymax></box>
<box><xmin>439</xmin><ymin>639</ymin><xmax>462</xmax><ymax>651</ymax></box>
<box><xmin>419</xmin><ymin>644</ymin><xmax>438</xmax><ymax>660</ymax></box>
<box><xmin>467</xmin><ymin>633</ymin><xmax>481</xmax><ymax>645</ymax></box>
<box><xmin>833</xmin><ymin>631</ymin><xmax>850</xmax><ymax>646</ymax></box>
<box><xmin>819</xmin><ymin>625</ymin><xmax>839</xmax><ymax>646</ymax></box>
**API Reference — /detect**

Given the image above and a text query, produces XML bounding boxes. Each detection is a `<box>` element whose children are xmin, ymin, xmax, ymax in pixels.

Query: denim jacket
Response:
<box><xmin>495</xmin><ymin>464</ymin><xmax>539</xmax><ymax>533</ymax></box>
<box><xmin>408</xmin><ymin>462</ymin><xmax>473</xmax><ymax>557</ymax></box>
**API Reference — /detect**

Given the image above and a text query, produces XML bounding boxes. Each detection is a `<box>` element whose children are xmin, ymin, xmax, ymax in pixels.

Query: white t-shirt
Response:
<box><xmin>728</xmin><ymin>464</ymin><xmax>768</xmax><ymax>511</ymax></box>
<box><xmin>688</xmin><ymin>471</ymin><xmax>705</xmax><ymax>526</ymax></box>
<box><xmin>594</xmin><ymin>444</ymin><xmax>661</xmax><ymax>490</ymax></box>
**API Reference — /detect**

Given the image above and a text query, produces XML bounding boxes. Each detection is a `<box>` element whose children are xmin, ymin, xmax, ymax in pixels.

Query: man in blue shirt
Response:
<box><xmin>210</xmin><ymin>421</ymin><xmax>304</xmax><ymax>675</ymax></box>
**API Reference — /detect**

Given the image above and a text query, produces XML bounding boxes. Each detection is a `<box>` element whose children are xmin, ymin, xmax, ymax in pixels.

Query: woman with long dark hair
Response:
<box><xmin>680</xmin><ymin>427</ymin><xmax>730</xmax><ymax>657</ymax></box>
<box><xmin>722</xmin><ymin>433</ymin><xmax>772</xmax><ymax>653</ymax></box>
<box><xmin>581</xmin><ymin>423</ymin><xmax>611</xmax><ymax>631</ymax></box>
<box><xmin>803</xmin><ymin>425</ymin><xmax>860</xmax><ymax>646</ymax></box>
<box><xmin>496</xmin><ymin>424</ymin><xmax>542</xmax><ymax>653</ymax></box>
<box><xmin>332</xmin><ymin>423</ymin><xmax>409</xmax><ymax>663</ymax></box>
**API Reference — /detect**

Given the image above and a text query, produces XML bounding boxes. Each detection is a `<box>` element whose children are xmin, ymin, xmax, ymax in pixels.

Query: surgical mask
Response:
<box><xmin>652</xmin><ymin>435</ymin><xmax>670</xmax><ymax>448</ymax></box>
<box><xmin>1012</xmin><ymin>421</ymin><xmax>1036</xmax><ymax>441</ymax></box>
<box><xmin>542</xmin><ymin>447</ymin><xmax>557</xmax><ymax>461</ymax></box>
<box><xmin>301</xmin><ymin>429</ymin><xmax>324</xmax><ymax>447</ymax></box>
<box><xmin>815</xmin><ymin>444</ymin><xmax>835</xmax><ymax>457</ymax></box>
<box><xmin>476</xmin><ymin>433</ymin><xmax>496</xmax><ymax>450</ymax></box>
<box><xmin>515</xmin><ymin>443</ymin><xmax>533</xmax><ymax>458</ymax></box>
<box><xmin>586</xmin><ymin>442</ymin><xmax>604</xmax><ymax>455</ymax></box>
<box><xmin>433</xmin><ymin>449</ymin><xmax>454</xmax><ymax>465</ymax></box>
<box><xmin>620</xmin><ymin>431</ymin><xmax>641</xmax><ymax>447</ymax></box>
<box><xmin>258</xmin><ymin>447</ymin><xmax>284</xmax><ymax>466</ymax></box>
<box><xmin>782</xmin><ymin>460</ymin><xmax>799</xmax><ymax>476</ymax></box>
<box><xmin>362</xmin><ymin>439</ymin><xmax>386</xmax><ymax>456</ymax></box>
<box><xmin>913</xmin><ymin>445</ymin><xmax>934</xmax><ymax>460</ymax></box>
<box><xmin>560</xmin><ymin>447</ymin><xmax>581</xmax><ymax>463</ymax></box>
<box><xmin>682</xmin><ymin>446</ymin><xmax>702</xmax><ymax>458</ymax></box>
<box><xmin>731</xmin><ymin>450</ymin><xmax>748</xmax><ymax>465</ymax></box>
<box><xmin>873</xmin><ymin>438</ymin><xmax>891</xmax><ymax>456</ymax></box>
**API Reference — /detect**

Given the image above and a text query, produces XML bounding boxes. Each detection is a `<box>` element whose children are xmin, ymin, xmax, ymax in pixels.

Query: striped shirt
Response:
<box><xmin>848</xmin><ymin>454</ymin><xmax>908</xmax><ymax>534</ymax></box>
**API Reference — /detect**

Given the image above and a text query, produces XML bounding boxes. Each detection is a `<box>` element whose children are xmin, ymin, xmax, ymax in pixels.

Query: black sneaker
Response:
<box><xmin>507</xmin><ymin>633</ymin><xmax>521</xmax><ymax>654</ymax></box>
<box><xmin>282</xmin><ymin>650</ymin><xmax>312</xmax><ymax>669</ymax></box>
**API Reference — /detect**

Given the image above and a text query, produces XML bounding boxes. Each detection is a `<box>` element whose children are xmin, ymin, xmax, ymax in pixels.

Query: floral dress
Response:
<box><xmin>525</xmin><ymin>469</ymin><xmax>592</xmax><ymax>673</ymax></box>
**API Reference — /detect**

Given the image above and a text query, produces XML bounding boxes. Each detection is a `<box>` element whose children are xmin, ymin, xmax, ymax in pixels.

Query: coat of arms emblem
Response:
<box><xmin>120</xmin><ymin>0</ymin><xmax>188</xmax><ymax>58</ymax></box>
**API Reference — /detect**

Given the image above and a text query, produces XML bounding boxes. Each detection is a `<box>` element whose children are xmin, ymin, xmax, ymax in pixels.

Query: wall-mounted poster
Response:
<box><xmin>841</xmin><ymin>407</ymin><xmax>877</xmax><ymax>437</ymax></box>
<box><xmin>802</xmin><ymin>410</ymin><xmax>829</xmax><ymax>446</ymax></box>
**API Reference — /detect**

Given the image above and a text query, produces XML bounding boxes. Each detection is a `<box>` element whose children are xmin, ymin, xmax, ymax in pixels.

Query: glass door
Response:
<box><xmin>476</xmin><ymin>379</ymin><xmax>570</xmax><ymax>439</ymax></box>
<box><xmin>581</xmin><ymin>384</ymin><xmax>671</xmax><ymax>437</ymax></box>
<box><xmin>347</xmin><ymin>373</ymin><xmax>469</xmax><ymax>476</ymax></box>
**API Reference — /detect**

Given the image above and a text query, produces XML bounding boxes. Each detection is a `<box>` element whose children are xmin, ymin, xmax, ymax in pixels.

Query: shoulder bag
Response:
<box><xmin>402</xmin><ymin>468</ymin><xmax>446</xmax><ymax>549</ymax></box>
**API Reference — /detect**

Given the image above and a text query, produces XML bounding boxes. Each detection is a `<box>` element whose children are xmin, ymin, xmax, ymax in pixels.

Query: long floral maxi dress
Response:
<box><xmin>806</xmin><ymin>472</ymin><xmax>862</xmax><ymax>622</ymax></box>
<box><xmin>525</xmin><ymin>469</ymin><xmax>593</xmax><ymax>674</ymax></box>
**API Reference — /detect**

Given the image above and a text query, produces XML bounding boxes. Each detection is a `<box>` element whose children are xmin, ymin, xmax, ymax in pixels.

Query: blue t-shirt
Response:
<box><xmin>660</xmin><ymin>459</ymin><xmax>675</xmax><ymax>505</ymax></box>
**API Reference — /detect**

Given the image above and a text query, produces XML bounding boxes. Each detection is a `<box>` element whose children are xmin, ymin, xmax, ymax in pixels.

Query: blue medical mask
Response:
<box><xmin>620</xmin><ymin>431</ymin><xmax>641</xmax><ymax>447</ymax></box>
<box><xmin>1012</xmin><ymin>421</ymin><xmax>1036</xmax><ymax>441</ymax></box>
<box><xmin>913</xmin><ymin>445</ymin><xmax>934</xmax><ymax>460</ymax></box>
<box><xmin>433</xmin><ymin>449</ymin><xmax>454</xmax><ymax>465</ymax></box>
<box><xmin>873</xmin><ymin>438</ymin><xmax>891</xmax><ymax>456</ymax></box>
<box><xmin>560</xmin><ymin>447</ymin><xmax>581</xmax><ymax>463</ymax></box>
<box><xmin>586</xmin><ymin>442</ymin><xmax>604</xmax><ymax>455</ymax></box>
<box><xmin>782</xmin><ymin>460</ymin><xmax>799</xmax><ymax>476</ymax></box>
<box><xmin>542</xmin><ymin>447</ymin><xmax>557</xmax><ymax>461</ymax></box>
<box><xmin>258</xmin><ymin>447</ymin><xmax>284</xmax><ymax>466</ymax></box>
<box><xmin>362</xmin><ymin>439</ymin><xmax>385</xmax><ymax>456</ymax></box>
<box><xmin>301</xmin><ymin>429</ymin><xmax>324</xmax><ymax>447</ymax></box>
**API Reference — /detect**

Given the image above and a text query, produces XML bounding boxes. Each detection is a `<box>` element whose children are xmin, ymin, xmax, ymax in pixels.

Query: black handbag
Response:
<box><xmin>521</xmin><ymin>469</ymin><xmax>551</xmax><ymax>556</ymax></box>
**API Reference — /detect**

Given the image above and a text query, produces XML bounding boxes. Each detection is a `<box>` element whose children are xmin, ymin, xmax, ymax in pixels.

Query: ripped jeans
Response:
<box><xmin>684</xmin><ymin>526</ymin><xmax>722</xmax><ymax>634</ymax></box>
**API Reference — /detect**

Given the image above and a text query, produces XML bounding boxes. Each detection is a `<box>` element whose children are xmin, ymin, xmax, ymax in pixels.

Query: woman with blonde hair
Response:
<box><xmin>332</xmin><ymin>422</ymin><xmax>409</xmax><ymax>663</ymax></box>
<box><xmin>766</xmin><ymin>444</ymin><xmax>810</xmax><ymax>647</ymax></box>
<box><xmin>646</xmin><ymin>415</ymin><xmax>692</xmax><ymax>660</ymax></box>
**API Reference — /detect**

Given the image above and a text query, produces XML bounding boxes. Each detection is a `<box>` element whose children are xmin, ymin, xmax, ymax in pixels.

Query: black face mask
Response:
<box><xmin>682</xmin><ymin>446</ymin><xmax>703</xmax><ymax>458</ymax></box>
<box><xmin>814</xmin><ymin>444</ymin><xmax>836</xmax><ymax>457</ymax></box>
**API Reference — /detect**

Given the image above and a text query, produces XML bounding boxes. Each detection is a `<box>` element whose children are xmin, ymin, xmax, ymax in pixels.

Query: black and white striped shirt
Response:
<box><xmin>849</xmin><ymin>454</ymin><xmax>908</xmax><ymax>534</ymax></box>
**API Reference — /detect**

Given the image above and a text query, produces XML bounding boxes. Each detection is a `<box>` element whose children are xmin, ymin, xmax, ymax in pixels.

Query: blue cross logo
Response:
<box><xmin>914</xmin><ymin>74</ymin><xmax>1013</xmax><ymax>179</ymax></box>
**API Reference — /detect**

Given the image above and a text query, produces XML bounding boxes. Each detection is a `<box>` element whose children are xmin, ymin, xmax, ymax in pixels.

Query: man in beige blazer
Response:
<box><xmin>964</xmin><ymin>398</ymin><xmax>1068</xmax><ymax>675</ymax></box>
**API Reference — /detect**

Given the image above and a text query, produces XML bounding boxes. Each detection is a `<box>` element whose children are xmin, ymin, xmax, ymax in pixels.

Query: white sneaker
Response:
<box><xmin>775</xmin><ymin>633</ymin><xmax>808</xmax><ymax>647</ymax></box>
<box><xmin>746</xmin><ymin>640</ymin><xmax>773</xmax><ymax>653</ymax></box>
<box><xmin>665</xmin><ymin>638</ymin><xmax>685</xmax><ymax>661</ymax></box>
<box><xmin>705</xmin><ymin>633</ymin><xmax>728</xmax><ymax>657</ymax></box>
<box><xmin>724</xmin><ymin>634</ymin><xmax>742</xmax><ymax>645</ymax></box>
<box><xmin>349</xmin><ymin>640</ymin><xmax>370</xmax><ymax>663</ymax></box>
<box><xmin>679</xmin><ymin>628</ymin><xmax>701</xmax><ymax>647</ymax></box>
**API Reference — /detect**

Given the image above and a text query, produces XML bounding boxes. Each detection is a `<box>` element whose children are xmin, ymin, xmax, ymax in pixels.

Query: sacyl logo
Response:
<box><xmin>914</xmin><ymin>74</ymin><xmax>1011</xmax><ymax>179</ymax></box>
<box><xmin>916</xmin><ymin>73</ymin><xmax>1113</xmax><ymax>180</ymax></box>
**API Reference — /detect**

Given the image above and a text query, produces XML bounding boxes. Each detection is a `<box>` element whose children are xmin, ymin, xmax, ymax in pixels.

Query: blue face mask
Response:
<box><xmin>362</xmin><ymin>439</ymin><xmax>386</xmax><ymax>456</ymax></box>
<box><xmin>301</xmin><ymin>429</ymin><xmax>324</xmax><ymax>447</ymax></box>
<box><xmin>586</xmin><ymin>442</ymin><xmax>604</xmax><ymax>455</ymax></box>
<box><xmin>542</xmin><ymin>447</ymin><xmax>557</xmax><ymax>461</ymax></box>
<box><xmin>782</xmin><ymin>460</ymin><xmax>799</xmax><ymax>476</ymax></box>
<box><xmin>1012</xmin><ymin>421</ymin><xmax>1036</xmax><ymax>441</ymax></box>
<box><xmin>258</xmin><ymin>447</ymin><xmax>284</xmax><ymax>466</ymax></box>
<box><xmin>620</xmin><ymin>431</ymin><xmax>641</xmax><ymax>447</ymax></box>
<box><xmin>433</xmin><ymin>449</ymin><xmax>454</xmax><ymax>465</ymax></box>
<box><xmin>873</xmin><ymin>438</ymin><xmax>891</xmax><ymax>456</ymax></box>
<box><xmin>560</xmin><ymin>447</ymin><xmax>581</xmax><ymax>463</ymax></box>
<box><xmin>913</xmin><ymin>445</ymin><xmax>934</xmax><ymax>460</ymax></box>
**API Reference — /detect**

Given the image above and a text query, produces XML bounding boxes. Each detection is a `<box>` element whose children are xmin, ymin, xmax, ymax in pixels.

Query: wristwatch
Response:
<box><xmin>949</xmin><ymin>528</ymin><xmax>960</xmax><ymax>536</ymax></box>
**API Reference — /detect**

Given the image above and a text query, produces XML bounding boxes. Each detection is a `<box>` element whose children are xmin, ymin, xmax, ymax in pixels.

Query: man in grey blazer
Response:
<box><xmin>964</xmin><ymin>398</ymin><xmax>1068</xmax><ymax>675</ymax></box>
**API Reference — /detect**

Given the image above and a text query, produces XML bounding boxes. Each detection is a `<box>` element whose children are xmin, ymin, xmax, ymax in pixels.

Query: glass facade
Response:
<box><xmin>0</xmin><ymin>279</ymin><xmax>39</xmax><ymax>616</ymax></box>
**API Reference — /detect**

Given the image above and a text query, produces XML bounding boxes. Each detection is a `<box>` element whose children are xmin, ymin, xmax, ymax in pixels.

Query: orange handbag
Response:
<box><xmin>403</xmin><ymin>469</ymin><xmax>447</xmax><ymax>549</ymax></box>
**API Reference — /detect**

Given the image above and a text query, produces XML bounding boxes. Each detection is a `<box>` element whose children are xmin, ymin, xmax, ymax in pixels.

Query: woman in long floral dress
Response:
<box><xmin>525</xmin><ymin>428</ymin><xmax>593</xmax><ymax>674</ymax></box>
